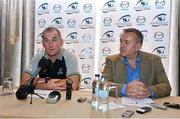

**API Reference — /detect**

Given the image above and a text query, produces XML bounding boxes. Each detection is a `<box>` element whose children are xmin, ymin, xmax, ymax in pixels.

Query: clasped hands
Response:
<box><xmin>126</xmin><ymin>80</ymin><xmax>150</xmax><ymax>99</ymax></box>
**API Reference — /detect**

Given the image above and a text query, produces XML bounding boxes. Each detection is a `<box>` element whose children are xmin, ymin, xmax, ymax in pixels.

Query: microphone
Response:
<box><xmin>16</xmin><ymin>57</ymin><xmax>49</xmax><ymax>100</ymax></box>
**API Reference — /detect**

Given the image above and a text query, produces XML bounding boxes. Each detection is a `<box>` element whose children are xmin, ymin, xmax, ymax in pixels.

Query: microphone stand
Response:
<box><xmin>29</xmin><ymin>78</ymin><xmax>44</xmax><ymax>104</ymax></box>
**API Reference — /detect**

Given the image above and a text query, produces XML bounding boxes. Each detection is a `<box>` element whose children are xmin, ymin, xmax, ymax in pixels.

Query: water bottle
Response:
<box><xmin>91</xmin><ymin>74</ymin><xmax>100</xmax><ymax>109</ymax></box>
<box><xmin>98</xmin><ymin>75</ymin><xmax>109</xmax><ymax>112</ymax></box>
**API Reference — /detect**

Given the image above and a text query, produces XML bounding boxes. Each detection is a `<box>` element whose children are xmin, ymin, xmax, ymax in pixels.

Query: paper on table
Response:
<box><xmin>122</xmin><ymin>97</ymin><xmax>153</xmax><ymax>107</ymax></box>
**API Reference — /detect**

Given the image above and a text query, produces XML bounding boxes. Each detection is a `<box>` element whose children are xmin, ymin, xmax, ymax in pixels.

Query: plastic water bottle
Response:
<box><xmin>91</xmin><ymin>74</ymin><xmax>100</xmax><ymax>109</ymax></box>
<box><xmin>98</xmin><ymin>75</ymin><xmax>109</xmax><ymax>112</ymax></box>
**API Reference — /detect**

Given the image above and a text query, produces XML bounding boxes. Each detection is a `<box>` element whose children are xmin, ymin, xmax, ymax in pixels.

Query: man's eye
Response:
<box><xmin>52</xmin><ymin>37</ymin><xmax>58</xmax><ymax>41</ymax></box>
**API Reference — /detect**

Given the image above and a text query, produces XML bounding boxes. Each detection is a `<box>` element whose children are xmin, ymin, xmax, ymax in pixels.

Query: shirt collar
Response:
<box><xmin>123</xmin><ymin>53</ymin><xmax>141</xmax><ymax>66</ymax></box>
<box><xmin>44</xmin><ymin>48</ymin><xmax>64</xmax><ymax>60</ymax></box>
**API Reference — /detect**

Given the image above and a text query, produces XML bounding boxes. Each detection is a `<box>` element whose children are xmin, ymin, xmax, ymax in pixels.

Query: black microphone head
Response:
<box><xmin>16</xmin><ymin>85</ymin><xmax>30</xmax><ymax>100</ymax></box>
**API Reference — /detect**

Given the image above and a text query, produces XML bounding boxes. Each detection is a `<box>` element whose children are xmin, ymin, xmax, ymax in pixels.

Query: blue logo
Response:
<box><xmin>103</xmin><ymin>30</ymin><xmax>114</xmax><ymax>39</ymax></box>
<box><xmin>80</xmin><ymin>17</ymin><xmax>94</xmax><ymax>29</ymax></box>
<box><xmin>116</xmin><ymin>15</ymin><xmax>132</xmax><ymax>27</ymax></box>
<box><xmin>119</xmin><ymin>15</ymin><xmax>130</xmax><ymax>22</ymax></box>
<box><xmin>53</xmin><ymin>4</ymin><xmax>61</xmax><ymax>13</ymax></box>
<box><xmin>66</xmin><ymin>32</ymin><xmax>78</xmax><ymax>44</ymax></box>
<box><xmin>154</xmin><ymin>32</ymin><xmax>164</xmax><ymax>39</ymax></box>
<box><xmin>103</xmin><ymin>17</ymin><xmax>112</xmax><ymax>26</ymax></box>
<box><xmin>37</xmin><ymin>3</ymin><xmax>49</xmax><ymax>15</ymax></box>
<box><xmin>102</xmin><ymin>0</ymin><xmax>116</xmax><ymax>13</ymax></box>
<box><xmin>66</xmin><ymin>2</ymin><xmax>80</xmax><ymax>14</ymax></box>
<box><xmin>67</xmin><ymin>32</ymin><xmax>77</xmax><ymax>39</ymax></box>
<box><xmin>51</xmin><ymin>17</ymin><xmax>62</xmax><ymax>25</ymax></box>
<box><xmin>153</xmin><ymin>13</ymin><xmax>166</xmax><ymax>22</ymax></box>
<box><xmin>82</xmin><ymin>77</ymin><xmax>91</xmax><ymax>85</ymax></box>
<box><xmin>36</xmin><ymin>32</ymin><xmax>43</xmax><ymax>44</ymax></box>
<box><xmin>120</xmin><ymin>1</ymin><xmax>130</xmax><ymax>9</ymax></box>
<box><xmin>84</xmin><ymin>4</ymin><xmax>92</xmax><ymax>12</ymax></box>
<box><xmin>152</xmin><ymin>46</ymin><xmax>165</xmax><ymax>54</ymax></box>
<box><xmin>101</xmin><ymin>30</ymin><xmax>115</xmax><ymax>43</ymax></box>
<box><xmin>104</xmin><ymin>0</ymin><xmax>115</xmax><ymax>9</ymax></box>
<box><xmin>155</xmin><ymin>0</ymin><xmax>165</xmax><ymax>7</ymax></box>
<box><xmin>38</xmin><ymin>19</ymin><xmax>46</xmax><ymax>27</ymax></box>
<box><xmin>82</xmin><ymin>17</ymin><xmax>93</xmax><ymax>25</ymax></box>
<box><xmin>151</xmin><ymin>13</ymin><xmax>167</xmax><ymax>27</ymax></box>
<box><xmin>136</xmin><ymin>0</ymin><xmax>148</xmax><ymax>6</ymax></box>
<box><xmin>79</xmin><ymin>47</ymin><xmax>93</xmax><ymax>59</ymax></box>
<box><xmin>134</xmin><ymin>0</ymin><xmax>150</xmax><ymax>11</ymax></box>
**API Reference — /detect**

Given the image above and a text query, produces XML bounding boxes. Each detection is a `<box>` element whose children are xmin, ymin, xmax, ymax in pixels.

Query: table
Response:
<box><xmin>0</xmin><ymin>90</ymin><xmax>180</xmax><ymax>118</ymax></box>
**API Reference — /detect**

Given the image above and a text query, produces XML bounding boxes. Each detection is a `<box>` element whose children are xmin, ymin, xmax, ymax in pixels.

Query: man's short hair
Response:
<box><xmin>41</xmin><ymin>27</ymin><xmax>62</xmax><ymax>40</ymax></box>
<box><xmin>123</xmin><ymin>28</ymin><xmax>143</xmax><ymax>45</ymax></box>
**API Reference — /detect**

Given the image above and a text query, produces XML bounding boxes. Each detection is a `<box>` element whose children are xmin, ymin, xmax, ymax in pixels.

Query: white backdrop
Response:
<box><xmin>34</xmin><ymin>0</ymin><xmax>171</xmax><ymax>89</ymax></box>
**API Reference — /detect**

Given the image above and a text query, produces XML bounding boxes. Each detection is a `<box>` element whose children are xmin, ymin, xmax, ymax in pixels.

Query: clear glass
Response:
<box><xmin>1</xmin><ymin>77</ymin><xmax>14</xmax><ymax>95</ymax></box>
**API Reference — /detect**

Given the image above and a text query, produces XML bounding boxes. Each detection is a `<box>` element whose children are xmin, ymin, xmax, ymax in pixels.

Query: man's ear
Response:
<box><xmin>60</xmin><ymin>39</ymin><xmax>64</xmax><ymax>46</ymax></box>
<box><xmin>136</xmin><ymin>43</ymin><xmax>142</xmax><ymax>51</ymax></box>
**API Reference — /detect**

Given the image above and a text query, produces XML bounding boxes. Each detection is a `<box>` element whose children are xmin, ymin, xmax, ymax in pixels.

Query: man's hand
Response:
<box><xmin>35</xmin><ymin>79</ymin><xmax>67</xmax><ymax>90</ymax></box>
<box><xmin>126</xmin><ymin>80</ymin><xmax>150</xmax><ymax>99</ymax></box>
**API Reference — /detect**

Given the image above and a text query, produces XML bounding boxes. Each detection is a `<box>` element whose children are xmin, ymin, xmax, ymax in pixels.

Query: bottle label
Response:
<box><xmin>99</xmin><ymin>90</ymin><xmax>108</xmax><ymax>98</ymax></box>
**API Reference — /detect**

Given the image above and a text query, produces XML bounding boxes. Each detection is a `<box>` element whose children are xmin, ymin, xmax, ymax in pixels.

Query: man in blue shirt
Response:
<box><xmin>103</xmin><ymin>28</ymin><xmax>171</xmax><ymax>99</ymax></box>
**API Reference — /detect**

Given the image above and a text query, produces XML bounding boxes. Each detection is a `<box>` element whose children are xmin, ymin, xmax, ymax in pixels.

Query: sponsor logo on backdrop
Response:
<box><xmin>51</xmin><ymin>17</ymin><xmax>64</xmax><ymax>28</ymax></box>
<box><xmin>101</xmin><ymin>30</ymin><xmax>115</xmax><ymax>43</ymax></box>
<box><xmin>83</xmin><ymin>4</ymin><xmax>92</xmax><ymax>13</ymax></box>
<box><xmin>120</xmin><ymin>1</ymin><xmax>130</xmax><ymax>10</ymax></box>
<box><xmin>53</xmin><ymin>4</ymin><xmax>61</xmax><ymax>13</ymax></box>
<box><xmin>37</xmin><ymin>3</ymin><xmax>49</xmax><ymax>15</ymax></box>
<box><xmin>116</xmin><ymin>15</ymin><xmax>132</xmax><ymax>27</ymax></box>
<box><xmin>65</xmin><ymin>32</ymin><xmax>79</xmax><ymax>44</ymax></box>
<box><xmin>102</xmin><ymin>47</ymin><xmax>111</xmax><ymax>56</ymax></box>
<box><xmin>154</xmin><ymin>31</ymin><xmax>164</xmax><ymax>41</ymax></box>
<box><xmin>82</xmin><ymin>34</ymin><xmax>91</xmax><ymax>43</ymax></box>
<box><xmin>140</xmin><ymin>30</ymin><xmax>148</xmax><ymax>41</ymax></box>
<box><xmin>103</xmin><ymin>17</ymin><xmax>112</xmax><ymax>26</ymax></box>
<box><xmin>67</xmin><ymin>19</ymin><xmax>76</xmax><ymax>28</ymax></box>
<box><xmin>36</xmin><ymin>33</ymin><xmax>43</xmax><ymax>44</ymax></box>
<box><xmin>155</xmin><ymin>0</ymin><xmax>165</xmax><ymax>9</ymax></box>
<box><xmin>38</xmin><ymin>19</ymin><xmax>46</xmax><ymax>28</ymax></box>
<box><xmin>134</xmin><ymin>0</ymin><xmax>151</xmax><ymax>11</ymax></box>
<box><xmin>152</xmin><ymin>46</ymin><xmax>166</xmax><ymax>58</ymax></box>
<box><xmin>102</xmin><ymin>0</ymin><xmax>116</xmax><ymax>13</ymax></box>
<box><xmin>66</xmin><ymin>48</ymin><xmax>75</xmax><ymax>54</ymax></box>
<box><xmin>151</xmin><ymin>13</ymin><xmax>168</xmax><ymax>27</ymax></box>
<box><xmin>99</xmin><ymin>62</ymin><xmax>105</xmax><ymax>73</ymax></box>
<box><xmin>65</xmin><ymin>2</ymin><xmax>80</xmax><ymax>14</ymax></box>
<box><xmin>82</xmin><ymin>77</ymin><xmax>91</xmax><ymax>85</ymax></box>
<box><xmin>80</xmin><ymin>17</ymin><xmax>95</xmax><ymax>29</ymax></box>
<box><xmin>79</xmin><ymin>47</ymin><xmax>94</xmax><ymax>59</ymax></box>
<box><xmin>82</xmin><ymin>64</ymin><xmax>91</xmax><ymax>73</ymax></box>
<box><xmin>136</xmin><ymin>16</ymin><xmax>146</xmax><ymax>25</ymax></box>
<box><xmin>37</xmin><ymin>48</ymin><xmax>44</xmax><ymax>54</ymax></box>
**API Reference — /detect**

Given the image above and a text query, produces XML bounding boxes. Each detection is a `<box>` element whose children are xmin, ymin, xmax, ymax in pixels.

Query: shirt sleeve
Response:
<box><xmin>64</xmin><ymin>50</ymin><xmax>80</xmax><ymax>76</ymax></box>
<box><xmin>24</xmin><ymin>53</ymin><xmax>44</xmax><ymax>76</ymax></box>
<box><xmin>121</xmin><ymin>84</ymin><xmax>127</xmax><ymax>96</ymax></box>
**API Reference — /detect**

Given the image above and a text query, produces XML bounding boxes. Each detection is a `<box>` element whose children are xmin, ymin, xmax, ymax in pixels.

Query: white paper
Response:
<box><xmin>122</xmin><ymin>97</ymin><xmax>153</xmax><ymax>107</ymax></box>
